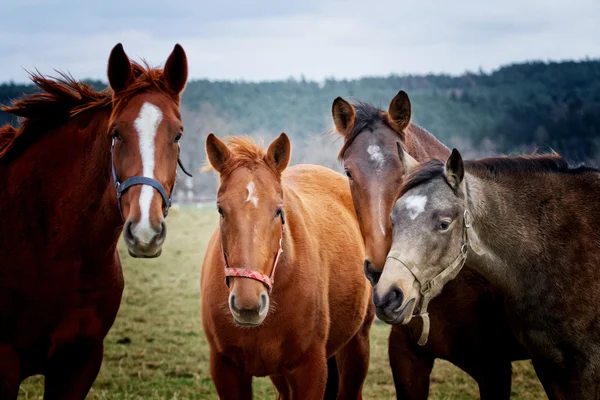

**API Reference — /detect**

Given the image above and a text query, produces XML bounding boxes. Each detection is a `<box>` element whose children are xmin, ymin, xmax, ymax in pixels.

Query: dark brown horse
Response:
<box><xmin>386</xmin><ymin>150</ymin><xmax>600</xmax><ymax>399</ymax></box>
<box><xmin>201</xmin><ymin>134</ymin><xmax>373</xmax><ymax>399</ymax></box>
<box><xmin>0</xmin><ymin>43</ymin><xmax>188</xmax><ymax>398</ymax></box>
<box><xmin>333</xmin><ymin>92</ymin><xmax>527</xmax><ymax>399</ymax></box>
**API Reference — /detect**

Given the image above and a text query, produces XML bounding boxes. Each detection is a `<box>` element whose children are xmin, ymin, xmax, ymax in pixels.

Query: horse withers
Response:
<box><xmin>333</xmin><ymin>91</ymin><xmax>527</xmax><ymax>399</ymax></box>
<box><xmin>201</xmin><ymin>133</ymin><xmax>374</xmax><ymax>399</ymax></box>
<box><xmin>384</xmin><ymin>149</ymin><xmax>600</xmax><ymax>399</ymax></box>
<box><xmin>0</xmin><ymin>43</ymin><xmax>188</xmax><ymax>398</ymax></box>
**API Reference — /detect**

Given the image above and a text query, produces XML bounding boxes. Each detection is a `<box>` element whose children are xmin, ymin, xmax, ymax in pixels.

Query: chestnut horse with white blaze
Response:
<box><xmin>333</xmin><ymin>92</ymin><xmax>527</xmax><ymax>399</ymax></box>
<box><xmin>0</xmin><ymin>43</ymin><xmax>188</xmax><ymax>398</ymax></box>
<box><xmin>201</xmin><ymin>133</ymin><xmax>374</xmax><ymax>399</ymax></box>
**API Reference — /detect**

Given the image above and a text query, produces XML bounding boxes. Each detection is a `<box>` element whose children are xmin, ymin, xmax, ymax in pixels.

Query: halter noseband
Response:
<box><xmin>386</xmin><ymin>195</ymin><xmax>472</xmax><ymax>346</ymax></box>
<box><xmin>222</xmin><ymin>211</ymin><xmax>285</xmax><ymax>294</ymax></box>
<box><xmin>111</xmin><ymin>139</ymin><xmax>193</xmax><ymax>220</ymax></box>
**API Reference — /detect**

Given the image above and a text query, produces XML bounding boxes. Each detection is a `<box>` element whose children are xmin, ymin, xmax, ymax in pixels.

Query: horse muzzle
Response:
<box><xmin>123</xmin><ymin>218</ymin><xmax>166</xmax><ymax>258</ymax></box>
<box><xmin>229</xmin><ymin>292</ymin><xmax>269</xmax><ymax>327</ymax></box>
<box><xmin>373</xmin><ymin>286</ymin><xmax>415</xmax><ymax>325</ymax></box>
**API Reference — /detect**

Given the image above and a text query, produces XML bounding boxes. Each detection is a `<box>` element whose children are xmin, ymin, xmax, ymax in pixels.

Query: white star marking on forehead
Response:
<box><xmin>246</xmin><ymin>181</ymin><xmax>259</xmax><ymax>207</ymax></box>
<box><xmin>367</xmin><ymin>145</ymin><xmax>384</xmax><ymax>169</ymax></box>
<box><xmin>404</xmin><ymin>195</ymin><xmax>428</xmax><ymax>220</ymax></box>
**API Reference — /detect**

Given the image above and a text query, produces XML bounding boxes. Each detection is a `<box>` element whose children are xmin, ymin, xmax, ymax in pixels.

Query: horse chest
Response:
<box><xmin>220</xmin><ymin>341</ymin><xmax>284</xmax><ymax>376</ymax></box>
<box><xmin>0</xmin><ymin>257</ymin><xmax>123</xmax><ymax>358</ymax></box>
<box><xmin>212</xmin><ymin>316</ymin><xmax>319</xmax><ymax>377</ymax></box>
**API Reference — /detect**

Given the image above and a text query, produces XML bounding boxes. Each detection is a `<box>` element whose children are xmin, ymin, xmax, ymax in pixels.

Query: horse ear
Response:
<box><xmin>332</xmin><ymin>97</ymin><xmax>356</xmax><ymax>137</ymax></box>
<box><xmin>397</xmin><ymin>142</ymin><xmax>418</xmax><ymax>174</ymax></box>
<box><xmin>266</xmin><ymin>133</ymin><xmax>291</xmax><ymax>173</ymax></box>
<box><xmin>205</xmin><ymin>133</ymin><xmax>231</xmax><ymax>173</ymax></box>
<box><xmin>445</xmin><ymin>148</ymin><xmax>464</xmax><ymax>189</ymax></box>
<box><xmin>388</xmin><ymin>90</ymin><xmax>411</xmax><ymax>133</ymax></box>
<box><xmin>107</xmin><ymin>43</ymin><xmax>133</xmax><ymax>93</ymax></box>
<box><xmin>164</xmin><ymin>44</ymin><xmax>188</xmax><ymax>95</ymax></box>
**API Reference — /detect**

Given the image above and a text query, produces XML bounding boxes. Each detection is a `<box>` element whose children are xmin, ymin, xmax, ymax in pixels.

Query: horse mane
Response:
<box><xmin>400</xmin><ymin>153</ymin><xmax>596</xmax><ymax>196</ymax></box>
<box><xmin>203</xmin><ymin>136</ymin><xmax>279</xmax><ymax>178</ymax></box>
<box><xmin>337</xmin><ymin>100</ymin><xmax>404</xmax><ymax>160</ymax></box>
<box><xmin>0</xmin><ymin>62</ymin><xmax>171</xmax><ymax>163</ymax></box>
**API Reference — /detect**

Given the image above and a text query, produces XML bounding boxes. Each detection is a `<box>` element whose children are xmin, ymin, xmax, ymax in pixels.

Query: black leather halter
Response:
<box><xmin>111</xmin><ymin>139</ymin><xmax>193</xmax><ymax>220</ymax></box>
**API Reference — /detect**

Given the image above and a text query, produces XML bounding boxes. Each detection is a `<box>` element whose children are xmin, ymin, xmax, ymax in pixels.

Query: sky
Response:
<box><xmin>1</xmin><ymin>0</ymin><xmax>599</xmax><ymax>83</ymax></box>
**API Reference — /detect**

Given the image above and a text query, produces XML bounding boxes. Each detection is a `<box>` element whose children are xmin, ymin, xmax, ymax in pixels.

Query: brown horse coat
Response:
<box><xmin>333</xmin><ymin>92</ymin><xmax>528</xmax><ymax>399</ymax></box>
<box><xmin>390</xmin><ymin>151</ymin><xmax>600</xmax><ymax>399</ymax></box>
<box><xmin>0</xmin><ymin>43</ymin><xmax>188</xmax><ymax>398</ymax></box>
<box><xmin>201</xmin><ymin>135</ymin><xmax>373</xmax><ymax>399</ymax></box>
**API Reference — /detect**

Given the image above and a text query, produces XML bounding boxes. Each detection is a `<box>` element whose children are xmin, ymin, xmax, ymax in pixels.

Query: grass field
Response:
<box><xmin>18</xmin><ymin>207</ymin><xmax>546</xmax><ymax>399</ymax></box>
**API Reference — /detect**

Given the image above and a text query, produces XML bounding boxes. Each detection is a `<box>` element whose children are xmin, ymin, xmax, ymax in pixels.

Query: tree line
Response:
<box><xmin>1</xmin><ymin>59</ymin><xmax>599</xmax><ymax>199</ymax></box>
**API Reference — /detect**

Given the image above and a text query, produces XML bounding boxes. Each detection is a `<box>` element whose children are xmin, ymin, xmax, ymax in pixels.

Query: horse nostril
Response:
<box><xmin>364</xmin><ymin>259</ymin><xmax>382</xmax><ymax>286</ymax></box>
<box><xmin>229</xmin><ymin>295</ymin><xmax>239</xmax><ymax>314</ymax></box>
<box><xmin>389</xmin><ymin>287</ymin><xmax>404</xmax><ymax>310</ymax></box>
<box><xmin>260</xmin><ymin>293</ymin><xmax>268</xmax><ymax>313</ymax></box>
<box><xmin>155</xmin><ymin>220</ymin><xmax>167</xmax><ymax>243</ymax></box>
<box><xmin>373</xmin><ymin>286</ymin><xmax>404</xmax><ymax>311</ymax></box>
<box><xmin>123</xmin><ymin>219</ymin><xmax>136</xmax><ymax>245</ymax></box>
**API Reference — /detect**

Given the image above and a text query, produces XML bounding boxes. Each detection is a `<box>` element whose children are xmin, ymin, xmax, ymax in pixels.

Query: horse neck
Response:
<box><xmin>464</xmin><ymin>173</ymin><xmax>546</xmax><ymax>297</ymax></box>
<box><xmin>8</xmin><ymin>108</ymin><xmax>121</xmax><ymax>260</ymax></box>
<box><xmin>277</xmin><ymin>184</ymin><xmax>305</xmax><ymax>275</ymax></box>
<box><xmin>405</xmin><ymin>123</ymin><xmax>450</xmax><ymax>162</ymax></box>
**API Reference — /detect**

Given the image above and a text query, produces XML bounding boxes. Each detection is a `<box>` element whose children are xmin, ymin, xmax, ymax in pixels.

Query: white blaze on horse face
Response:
<box><xmin>367</xmin><ymin>145</ymin><xmax>385</xmax><ymax>170</ymax></box>
<box><xmin>404</xmin><ymin>195</ymin><xmax>428</xmax><ymax>220</ymax></box>
<box><xmin>246</xmin><ymin>181</ymin><xmax>259</xmax><ymax>207</ymax></box>
<box><xmin>378</xmin><ymin>194</ymin><xmax>386</xmax><ymax>236</ymax></box>
<box><xmin>367</xmin><ymin>144</ymin><xmax>386</xmax><ymax>236</ymax></box>
<box><xmin>133</xmin><ymin>102</ymin><xmax>163</xmax><ymax>243</ymax></box>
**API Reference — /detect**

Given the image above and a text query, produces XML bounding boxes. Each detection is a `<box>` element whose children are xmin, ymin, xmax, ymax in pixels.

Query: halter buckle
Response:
<box><xmin>421</xmin><ymin>279</ymin><xmax>434</xmax><ymax>295</ymax></box>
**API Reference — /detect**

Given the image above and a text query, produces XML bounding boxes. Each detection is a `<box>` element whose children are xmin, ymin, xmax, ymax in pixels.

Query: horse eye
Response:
<box><xmin>275</xmin><ymin>208</ymin><xmax>282</xmax><ymax>218</ymax></box>
<box><xmin>344</xmin><ymin>169</ymin><xmax>353</xmax><ymax>181</ymax></box>
<box><xmin>217</xmin><ymin>206</ymin><xmax>224</xmax><ymax>217</ymax></box>
<box><xmin>174</xmin><ymin>132</ymin><xmax>183</xmax><ymax>143</ymax></box>
<box><xmin>112</xmin><ymin>129</ymin><xmax>121</xmax><ymax>141</ymax></box>
<box><xmin>439</xmin><ymin>220</ymin><xmax>451</xmax><ymax>231</ymax></box>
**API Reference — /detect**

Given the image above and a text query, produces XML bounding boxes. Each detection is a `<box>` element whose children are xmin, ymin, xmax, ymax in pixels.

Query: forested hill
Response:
<box><xmin>1</xmin><ymin>60</ymin><xmax>599</xmax><ymax>198</ymax></box>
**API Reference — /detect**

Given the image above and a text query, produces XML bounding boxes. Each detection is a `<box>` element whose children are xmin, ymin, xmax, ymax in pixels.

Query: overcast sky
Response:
<box><xmin>1</xmin><ymin>0</ymin><xmax>598</xmax><ymax>83</ymax></box>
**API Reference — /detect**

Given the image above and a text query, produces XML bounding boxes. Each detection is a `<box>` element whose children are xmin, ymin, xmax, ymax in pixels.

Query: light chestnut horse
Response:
<box><xmin>201</xmin><ymin>133</ymin><xmax>374</xmax><ymax>399</ymax></box>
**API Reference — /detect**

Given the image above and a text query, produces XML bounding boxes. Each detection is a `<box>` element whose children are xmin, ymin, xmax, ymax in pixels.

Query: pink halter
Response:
<box><xmin>222</xmin><ymin>212</ymin><xmax>285</xmax><ymax>294</ymax></box>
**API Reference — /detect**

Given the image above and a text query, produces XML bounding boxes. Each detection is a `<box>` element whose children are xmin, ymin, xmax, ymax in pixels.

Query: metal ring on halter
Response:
<box><xmin>461</xmin><ymin>243</ymin><xmax>469</xmax><ymax>256</ymax></box>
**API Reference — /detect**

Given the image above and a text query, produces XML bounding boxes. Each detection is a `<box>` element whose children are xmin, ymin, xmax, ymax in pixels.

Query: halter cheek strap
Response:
<box><xmin>222</xmin><ymin>212</ymin><xmax>285</xmax><ymax>294</ymax></box>
<box><xmin>386</xmin><ymin>209</ymin><xmax>472</xmax><ymax>346</ymax></box>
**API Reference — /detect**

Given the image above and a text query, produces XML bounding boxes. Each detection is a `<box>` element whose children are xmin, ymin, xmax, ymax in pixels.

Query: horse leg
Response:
<box><xmin>43</xmin><ymin>339</ymin><xmax>104</xmax><ymax>400</ymax></box>
<box><xmin>324</xmin><ymin>356</ymin><xmax>339</xmax><ymax>400</ymax></box>
<box><xmin>335</xmin><ymin>311</ymin><xmax>373</xmax><ymax>400</ymax></box>
<box><xmin>270</xmin><ymin>375</ymin><xmax>290</xmax><ymax>400</ymax></box>
<box><xmin>472</xmin><ymin>361</ymin><xmax>512</xmax><ymax>400</ymax></box>
<box><xmin>531</xmin><ymin>358</ymin><xmax>577</xmax><ymax>400</ymax></box>
<box><xmin>0</xmin><ymin>343</ymin><xmax>21</xmax><ymax>400</ymax></box>
<box><xmin>284</xmin><ymin>347</ymin><xmax>328</xmax><ymax>400</ymax></box>
<box><xmin>210</xmin><ymin>350</ymin><xmax>252</xmax><ymax>400</ymax></box>
<box><xmin>388</xmin><ymin>326</ymin><xmax>434</xmax><ymax>400</ymax></box>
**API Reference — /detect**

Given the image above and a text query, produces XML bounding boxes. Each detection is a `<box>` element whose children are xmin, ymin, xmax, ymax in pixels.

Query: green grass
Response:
<box><xmin>18</xmin><ymin>208</ymin><xmax>546</xmax><ymax>399</ymax></box>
